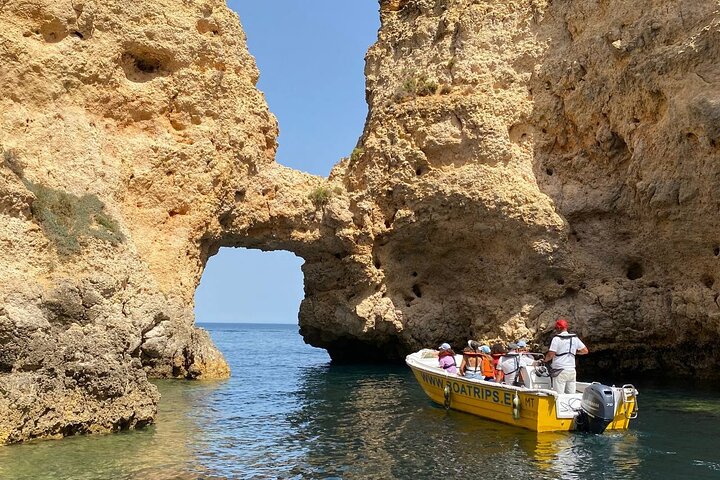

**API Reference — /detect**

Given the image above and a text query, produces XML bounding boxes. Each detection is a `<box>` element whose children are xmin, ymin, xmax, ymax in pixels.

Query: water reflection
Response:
<box><xmin>0</xmin><ymin>380</ymin><xmax>216</xmax><ymax>480</ymax></box>
<box><xmin>3</xmin><ymin>324</ymin><xmax>720</xmax><ymax>480</ymax></box>
<box><xmin>287</xmin><ymin>363</ymin><xmax>646</xmax><ymax>479</ymax></box>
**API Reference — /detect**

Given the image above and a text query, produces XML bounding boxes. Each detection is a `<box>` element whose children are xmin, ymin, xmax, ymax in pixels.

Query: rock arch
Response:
<box><xmin>2</xmin><ymin>0</ymin><xmax>720</xmax><ymax>444</ymax></box>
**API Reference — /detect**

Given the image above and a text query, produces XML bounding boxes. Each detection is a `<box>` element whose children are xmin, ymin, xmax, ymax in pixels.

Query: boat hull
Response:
<box><xmin>408</xmin><ymin>353</ymin><xmax>637</xmax><ymax>433</ymax></box>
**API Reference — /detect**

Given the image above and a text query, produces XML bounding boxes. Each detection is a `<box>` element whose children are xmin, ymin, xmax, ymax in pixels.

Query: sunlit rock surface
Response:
<box><xmin>2</xmin><ymin>0</ymin><xmax>720</xmax><ymax>443</ymax></box>
<box><xmin>0</xmin><ymin>0</ymin><xmax>281</xmax><ymax>442</ymax></box>
<box><xmin>297</xmin><ymin>0</ymin><xmax>720</xmax><ymax>378</ymax></box>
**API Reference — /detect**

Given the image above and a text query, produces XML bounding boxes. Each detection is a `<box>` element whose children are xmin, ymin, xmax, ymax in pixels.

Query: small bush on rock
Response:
<box><xmin>308</xmin><ymin>186</ymin><xmax>332</xmax><ymax>208</ymax></box>
<box><xmin>25</xmin><ymin>181</ymin><xmax>125</xmax><ymax>255</ymax></box>
<box><xmin>350</xmin><ymin>147</ymin><xmax>364</xmax><ymax>163</ymax></box>
<box><xmin>392</xmin><ymin>75</ymin><xmax>452</xmax><ymax>102</ymax></box>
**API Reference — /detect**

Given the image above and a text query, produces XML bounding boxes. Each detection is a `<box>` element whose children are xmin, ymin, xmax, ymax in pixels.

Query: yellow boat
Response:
<box><xmin>406</xmin><ymin>349</ymin><xmax>639</xmax><ymax>433</ymax></box>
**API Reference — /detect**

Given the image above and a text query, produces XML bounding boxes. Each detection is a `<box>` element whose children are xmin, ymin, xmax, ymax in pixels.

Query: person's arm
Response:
<box><xmin>495</xmin><ymin>359</ymin><xmax>504</xmax><ymax>383</ymax></box>
<box><xmin>459</xmin><ymin>357</ymin><xmax>467</xmax><ymax>375</ymax></box>
<box><xmin>544</xmin><ymin>351</ymin><xmax>555</xmax><ymax>363</ymax></box>
<box><xmin>576</xmin><ymin>339</ymin><xmax>589</xmax><ymax>355</ymax></box>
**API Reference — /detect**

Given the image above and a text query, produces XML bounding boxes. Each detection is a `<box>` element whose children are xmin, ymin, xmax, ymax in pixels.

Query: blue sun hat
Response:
<box><xmin>480</xmin><ymin>345</ymin><xmax>491</xmax><ymax>354</ymax></box>
<box><xmin>439</xmin><ymin>342</ymin><xmax>451</xmax><ymax>351</ymax></box>
<box><xmin>517</xmin><ymin>340</ymin><xmax>527</xmax><ymax>348</ymax></box>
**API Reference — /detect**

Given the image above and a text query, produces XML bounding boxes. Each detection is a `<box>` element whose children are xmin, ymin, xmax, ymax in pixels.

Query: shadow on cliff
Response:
<box><xmin>526</xmin><ymin>0</ymin><xmax>720</xmax><ymax>378</ymax></box>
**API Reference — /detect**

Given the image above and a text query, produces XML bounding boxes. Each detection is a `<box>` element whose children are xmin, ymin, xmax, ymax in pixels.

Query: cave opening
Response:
<box><xmin>188</xmin><ymin>2</ymin><xmax>379</xmax><ymax>369</ymax></box>
<box><xmin>190</xmin><ymin>0</ymin><xmax>378</xmax><ymax>352</ymax></box>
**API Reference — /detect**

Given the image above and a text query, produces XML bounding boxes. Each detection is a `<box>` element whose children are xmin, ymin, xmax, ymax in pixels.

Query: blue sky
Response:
<box><xmin>194</xmin><ymin>2</ymin><xmax>380</xmax><ymax>324</ymax></box>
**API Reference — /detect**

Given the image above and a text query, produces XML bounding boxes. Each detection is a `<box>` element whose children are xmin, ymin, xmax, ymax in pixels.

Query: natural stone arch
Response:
<box><xmin>3</xmin><ymin>0</ymin><xmax>720</xmax><ymax>446</ymax></box>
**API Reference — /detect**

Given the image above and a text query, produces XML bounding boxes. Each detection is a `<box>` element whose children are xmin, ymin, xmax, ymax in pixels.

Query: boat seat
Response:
<box><xmin>521</xmin><ymin>365</ymin><xmax>553</xmax><ymax>390</ymax></box>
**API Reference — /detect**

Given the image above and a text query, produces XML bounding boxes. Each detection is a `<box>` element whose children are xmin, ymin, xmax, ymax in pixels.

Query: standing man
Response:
<box><xmin>544</xmin><ymin>319</ymin><xmax>589</xmax><ymax>394</ymax></box>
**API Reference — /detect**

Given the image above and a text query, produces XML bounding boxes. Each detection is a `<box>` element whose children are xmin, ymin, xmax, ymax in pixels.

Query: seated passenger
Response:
<box><xmin>437</xmin><ymin>343</ymin><xmax>458</xmax><ymax>374</ymax></box>
<box><xmin>491</xmin><ymin>342</ymin><xmax>507</xmax><ymax>383</ymax></box>
<box><xmin>516</xmin><ymin>339</ymin><xmax>536</xmax><ymax>362</ymax></box>
<box><xmin>460</xmin><ymin>342</ymin><xmax>495</xmax><ymax>381</ymax></box>
<box><xmin>496</xmin><ymin>343</ymin><xmax>533</xmax><ymax>387</ymax></box>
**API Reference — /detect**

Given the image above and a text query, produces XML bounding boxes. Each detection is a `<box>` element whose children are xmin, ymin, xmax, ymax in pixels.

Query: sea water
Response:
<box><xmin>0</xmin><ymin>323</ymin><xmax>719</xmax><ymax>479</ymax></box>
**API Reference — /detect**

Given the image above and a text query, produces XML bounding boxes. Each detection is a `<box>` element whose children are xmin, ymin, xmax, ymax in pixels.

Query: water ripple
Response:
<box><xmin>2</xmin><ymin>324</ymin><xmax>720</xmax><ymax>479</ymax></box>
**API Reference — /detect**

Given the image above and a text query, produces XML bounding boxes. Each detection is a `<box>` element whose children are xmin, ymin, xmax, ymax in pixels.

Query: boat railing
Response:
<box><xmin>406</xmin><ymin>352</ymin><xmax>558</xmax><ymax>397</ymax></box>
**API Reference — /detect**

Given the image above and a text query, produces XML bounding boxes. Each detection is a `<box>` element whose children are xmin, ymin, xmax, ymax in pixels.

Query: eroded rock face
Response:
<box><xmin>529</xmin><ymin>0</ymin><xmax>720</xmax><ymax>374</ymax></box>
<box><xmin>296</xmin><ymin>0</ymin><xmax>720</xmax><ymax>378</ymax></box>
<box><xmin>0</xmin><ymin>0</ymin><xmax>314</xmax><ymax>443</ymax></box>
<box><xmin>298</xmin><ymin>0</ymin><xmax>571</xmax><ymax>361</ymax></box>
<box><xmin>2</xmin><ymin>0</ymin><xmax>720</xmax><ymax>444</ymax></box>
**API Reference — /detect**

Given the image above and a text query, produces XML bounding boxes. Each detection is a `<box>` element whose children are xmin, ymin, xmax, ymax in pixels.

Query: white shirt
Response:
<box><xmin>498</xmin><ymin>353</ymin><xmax>533</xmax><ymax>385</ymax></box>
<box><xmin>549</xmin><ymin>332</ymin><xmax>586</xmax><ymax>371</ymax></box>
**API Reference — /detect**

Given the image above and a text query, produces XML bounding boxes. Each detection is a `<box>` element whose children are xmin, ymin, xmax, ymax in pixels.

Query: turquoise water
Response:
<box><xmin>1</xmin><ymin>323</ymin><xmax>719</xmax><ymax>479</ymax></box>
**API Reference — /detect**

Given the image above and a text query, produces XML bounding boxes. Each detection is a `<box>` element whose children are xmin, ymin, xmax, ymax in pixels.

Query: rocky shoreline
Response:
<box><xmin>2</xmin><ymin>0</ymin><xmax>720</xmax><ymax>443</ymax></box>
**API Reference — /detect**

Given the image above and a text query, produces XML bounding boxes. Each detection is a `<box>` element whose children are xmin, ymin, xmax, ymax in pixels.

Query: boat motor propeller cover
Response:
<box><xmin>576</xmin><ymin>383</ymin><xmax>616</xmax><ymax>434</ymax></box>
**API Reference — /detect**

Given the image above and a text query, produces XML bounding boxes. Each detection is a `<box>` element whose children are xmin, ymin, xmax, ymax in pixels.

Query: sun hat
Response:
<box><xmin>439</xmin><ymin>342</ymin><xmax>451</xmax><ymax>351</ymax></box>
<box><xmin>517</xmin><ymin>340</ymin><xmax>527</xmax><ymax>348</ymax></box>
<box><xmin>480</xmin><ymin>345</ymin><xmax>491</xmax><ymax>354</ymax></box>
<box><xmin>555</xmin><ymin>319</ymin><xmax>569</xmax><ymax>330</ymax></box>
<box><xmin>508</xmin><ymin>342</ymin><xmax>519</xmax><ymax>350</ymax></box>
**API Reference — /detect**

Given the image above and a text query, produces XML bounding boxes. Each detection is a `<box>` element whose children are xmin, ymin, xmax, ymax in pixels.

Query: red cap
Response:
<box><xmin>555</xmin><ymin>319</ymin><xmax>568</xmax><ymax>330</ymax></box>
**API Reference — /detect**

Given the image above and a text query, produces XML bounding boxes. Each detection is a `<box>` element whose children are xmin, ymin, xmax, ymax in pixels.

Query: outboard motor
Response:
<box><xmin>575</xmin><ymin>383</ymin><xmax>616</xmax><ymax>434</ymax></box>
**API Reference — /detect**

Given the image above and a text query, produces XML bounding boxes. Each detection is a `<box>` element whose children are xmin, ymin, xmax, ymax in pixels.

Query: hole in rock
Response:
<box><xmin>121</xmin><ymin>50</ymin><xmax>168</xmax><ymax>83</ymax></box>
<box><xmin>40</xmin><ymin>18</ymin><xmax>68</xmax><ymax>43</ymax></box>
<box><xmin>546</xmin><ymin>168</ymin><xmax>554</xmax><ymax>176</ymax></box>
<box><xmin>508</xmin><ymin>123</ymin><xmax>532</xmax><ymax>143</ymax></box>
<box><xmin>714</xmin><ymin>246</ymin><xmax>720</xmax><ymax>257</ymax></box>
<box><xmin>135</xmin><ymin>57</ymin><xmax>160</xmax><ymax>74</ymax></box>
<box><xmin>702</xmin><ymin>274</ymin><xmax>715</xmax><ymax>289</ymax></box>
<box><xmin>412</xmin><ymin>284</ymin><xmax>422</xmax><ymax>298</ymax></box>
<box><xmin>195</xmin><ymin>248</ymin><xmax>304</xmax><ymax>325</ymax></box>
<box><xmin>626</xmin><ymin>262</ymin><xmax>643</xmax><ymax>280</ymax></box>
<box><xmin>373</xmin><ymin>256</ymin><xmax>382</xmax><ymax>269</ymax></box>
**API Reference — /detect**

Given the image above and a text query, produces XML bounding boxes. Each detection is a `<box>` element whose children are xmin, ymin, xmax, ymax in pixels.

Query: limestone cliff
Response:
<box><xmin>297</xmin><ymin>0</ymin><xmax>720</xmax><ymax>379</ymax></box>
<box><xmin>0</xmin><ymin>0</ymin><xmax>320</xmax><ymax>443</ymax></box>
<box><xmin>2</xmin><ymin>0</ymin><xmax>720</xmax><ymax>444</ymax></box>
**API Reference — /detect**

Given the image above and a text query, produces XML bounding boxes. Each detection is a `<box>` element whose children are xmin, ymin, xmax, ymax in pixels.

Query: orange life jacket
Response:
<box><xmin>491</xmin><ymin>353</ymin><xmax>504</xmax><ymax>381</ymax></box>
<box><xmin>463</xmin><ymin>352</ymin><xmax>495</xmax><ymax>378</ymax></box>
<box><xmin>480</xmin><ymin>354</ymin><xmax>494</xmax><ymax>378</ymax></box>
